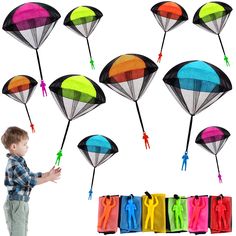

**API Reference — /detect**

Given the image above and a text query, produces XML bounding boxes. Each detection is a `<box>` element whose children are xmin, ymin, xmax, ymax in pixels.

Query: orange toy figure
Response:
<box><xmin>216</xmin><ymin>196</ymin><xmax>228</xmax><ymax>230</ymax></box>
<box><xmin>98</xmin><ymin>196</ymin><xmax>117</xmax><ymax>231</ymax></box>
<box><xmin>189</xmin><ymin>196</ymin><xmax>206</xmax><ymax>229</ymax></box>
<box><xmin>144</xmin><ymin>196</ymin><xmax>159</xmax><ymax>230</ymax></box>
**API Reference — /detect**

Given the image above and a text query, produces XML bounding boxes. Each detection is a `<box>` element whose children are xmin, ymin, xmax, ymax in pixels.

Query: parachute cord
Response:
<box><xmin>215</xmin><ymin>154</ymin><xmax>223</xmax><ymax>183</ymax></box>
<box><xmin>158</xmin><ymin>31</ymin><xmax>166</xmax><ymax>63</ymax></box>
<box><xmin>88</xmin><ymin>167</ymin><xmax>96</xmax><ymax>200</ymax></box>
<box><xmin>55</xmin><ymin>120</ymin><xmax>71</xmax><ymax>166</ymax></box>
<box><xmin>218</xmin><ymin>34</ymin><xmax>230</xmax><ymax>66</ymax></box>
<box><xmin>181</xmin><ymin>115</ymin><xmax>193</xmax><ymax>171</ymax></box>
<box><xmin>24</xmin><ymin>104</ymin><xmax>35</xmax><ymax>133</ymax></box>
<box><xmin>86</xmin><ymin>37</ymin><xmax>95</xmax><ymax>69</ymax></box>
<box><xmin>36</xmin><ymin>49</ymin><xmax>47</xmax><ymax>95</ymax></box>
<box><xmin>135</xmin><ymin>101</ymin><xmax>150</xmax><ymax>149</ymax></box>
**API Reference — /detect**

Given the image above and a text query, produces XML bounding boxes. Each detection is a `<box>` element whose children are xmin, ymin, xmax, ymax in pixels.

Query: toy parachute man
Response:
<box><xmin>163</xmin><ymin>60</ymin><xmax>232</xmax><ymax>170</ymax></box>
<box><xmin>97</xmin><ymin>195</ymin><xmax>120</xmax><ymax>234</ymax></box>
<box><xmin>64</xmin><ymin>6</ymin><xmax>103</xmax><ymax>69</ymax></box>
<box><xmin>193</xmin><ymin>2</ymin><xmax>232</xmax><ymax>66</ymax></box>
<box><xmin>49</xmin><ymin>75</ymin><xmax>105</xmax><ymax>166</ymax></box>
<box><xmin>209</xmin><ymin>194</ymin><xmax>232</xmax><ymax>233</ymax></box>
<box><xmin>119</xmin><ymin>195</ymin><xmax>142</xmax><ymax>233</ymax></box>
<box><xmin>3</xmin><ymin>2</ymin><xmax>61</xmax><ymax>96</ymax></box>
<box><xmin>78</xmin><ymin>135</ymin><xmax>118</xmax><ymax>199</ymax></box>
<box><xmin>151</xmin><ymin>1</ymin><xmax>188</xmax><ymax>62</ymax></box>
<box><xmin>2</xmin><ymin>75</ymin><xmax>37</xmax><ymax>133</ymax></box>
<box><xmin>100</xmin><ymin>54</ymin><xmax>158</xmax><ymax>149</ymax></box>
<box><xmin>188</xmin><ymin>195</ymin><xmax>208</xmax><ymax>233</ymax></box>
<box><xmin>195</xmin><ymin>126</ymin><xmax>230</xmax><ymax>183</ymax></box>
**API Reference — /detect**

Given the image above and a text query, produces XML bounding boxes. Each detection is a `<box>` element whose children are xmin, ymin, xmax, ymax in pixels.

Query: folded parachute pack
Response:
<box><xmin>209</xmin><ymin>194</ymin><xmax>232</xmax><ymax>233</ymax></box>
<box><xmin>97</xmin><ymin>195</ymin><xmax>120</xmax><ymax>234</ymax></box>
<box><xmin>188</xmin><ymin>195</ymin><xmax>208</xmax><ymax>234</ymax></box>
<box><xmin>142</xmin><ymin>192</ymin><xmax>166</xmax><ymax>233</ymax></box>
<box><xmin>119</xmin><ymin>195</ymin><xmax>142</xmax><ymax>233</ymax></box>
<box><xmin>166</xmin><ymin>195</ymin><xmax>188</xmax><ymax>233</ymax></box>
<box><xmin>97</xmin><ymin>193</ymin><xmax>232</xmax><ymax>234</ymax></box>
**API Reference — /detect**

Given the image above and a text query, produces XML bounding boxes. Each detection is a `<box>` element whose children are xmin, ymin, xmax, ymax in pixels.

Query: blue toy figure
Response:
<box><xmin>119</xmin><ymin>195</ymin><xmax>142</xmax><ymax>233</ymax></box>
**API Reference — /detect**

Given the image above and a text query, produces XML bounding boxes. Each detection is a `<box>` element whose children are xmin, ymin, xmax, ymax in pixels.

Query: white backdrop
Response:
<box><xmin>0</xmin><ymin>0</ymin><xmax>235</xmax><ymax>235</ymax></box>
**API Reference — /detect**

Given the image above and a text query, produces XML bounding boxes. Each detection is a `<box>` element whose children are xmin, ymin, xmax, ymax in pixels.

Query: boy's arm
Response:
<box><xmin>37</xmin><ymin>166</ymin><xmax>61</xmax><ymax>185</ymax></box>
<box><xmin>13</xmin><ymin>164</ymin><xmax>38</xmax><ymax>188</ymax></box>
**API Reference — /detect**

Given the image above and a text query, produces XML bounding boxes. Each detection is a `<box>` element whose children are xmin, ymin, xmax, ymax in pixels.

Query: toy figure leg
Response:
<box><xmin>132</xmin><ymin>213</ymin><xmax>137</xmax><ymax>229</ymax></box>
<box><xmin>144</xmin><ymin>214</ymin><xmax>150</xmax><ymax>229</ymax></box>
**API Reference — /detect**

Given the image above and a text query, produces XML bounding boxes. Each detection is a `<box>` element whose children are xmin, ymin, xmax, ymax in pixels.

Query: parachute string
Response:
<box><xmin>185</xmin><ymin>115</ymin><xmax>194</xmax><ymax>153</ymax></box>
<box><xmin>181</xmin><ymin>115</ymin><xmax>193</xmax><ymax>171</ymax></box>
<box><xmin>60</xmin><ymin>120</ymin><xmax>71</xmax><ymax>150</ymax></box>
<box><xmin>55</xmin><ymin>120</ymin><xmax>71</xmax><ymax>166</ymax></box>
<box><xmin>24</xmin><ymin>104</ymin><xmax>35</xmax><ymax>133</ymax></box>
<box><xmin>36</xmin><ymin>49</ymin><xmax>47</xmax><ymax>96</ymax></box>
<box><xmin>135</xmin><ymin>101</ymin><xmax>145</xmax><ymax>133</ymax></box>
<box><xmin>218</xmin><ymin>34</ymin><xmax>230</xmax><ymax>66</ymax></box>
<box><xmin>88</xmin><ymin>167</ymin><xmax>96</xmax><ymax>200</ymax></box>
<box><xmin>135</xmin><ymin>101</ymin><xmax>150</xmax><ymax>149</ymax></box>
<box><xmin>86</xmin><ymin>37</ymin><xmax>95</xmax><ymax>69</ymax></box>
<box><xmin>215</xmin><ymin>154</ymin><xmax>222</xmax><ymax>183</ymax></box>
<box><xmin>158</xmin><ymin>31</ymin><xmax>166</xmax><ymax>62</ymax></box>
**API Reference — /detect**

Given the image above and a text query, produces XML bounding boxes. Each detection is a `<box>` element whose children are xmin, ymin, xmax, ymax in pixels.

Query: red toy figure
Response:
<box><xmin>215</xmin><ymin>196</ymin><xmax>227</xmax><ymax>230</ymax></box>
<box><xmin>209</xmin><ymin>195</ymin><xmax>232</xmax><ymax>233</ymax></box>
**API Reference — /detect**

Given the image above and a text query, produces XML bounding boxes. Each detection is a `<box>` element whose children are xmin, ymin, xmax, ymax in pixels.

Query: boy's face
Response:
<box><xmin>11</xmin><ymin>138</ymin><xmax>29</xmax><ymax>156</ymax></box>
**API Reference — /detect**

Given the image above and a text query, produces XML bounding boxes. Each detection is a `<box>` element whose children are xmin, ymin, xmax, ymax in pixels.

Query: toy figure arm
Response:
<box><xmin>191</xmin><ymin>199</ymin><xmax>195</xmax><ymax>208</ymax></box>
<box><xmin>102</xmin><ymin>198</ymin><xmax>106</xmax><ymax>207</ymax></box>
<box><xmin>201</xmin><ymin>199</ymin><xmax>206</xmax><ymax>209</ymax></box>
<box><xmin>111</xmin><ymin>198</ymin><xmax>116</xmax><ymax>208</ymax></box>
<box><xmin>144</xmin><ymin>198</ymin><xmax>149</xmax><ymax>207</ymax></box>
<box><xmin>154</xmin><ymin>197</ymin><xmax>159</xmax><ymax>207</ymax></box>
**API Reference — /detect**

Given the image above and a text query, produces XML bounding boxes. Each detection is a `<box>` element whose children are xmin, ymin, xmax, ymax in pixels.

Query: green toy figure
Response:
<box><xmin>172</xmin><ymin>196</ymin><xmax>184</xmax><ymax>229</ymax></box>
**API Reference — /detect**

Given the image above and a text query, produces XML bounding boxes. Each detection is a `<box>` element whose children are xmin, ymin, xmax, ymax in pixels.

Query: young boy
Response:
<box><xmin>1</xmin><ymin>126</ymin><xmax>61</xmax><ymax>236</ymax></box>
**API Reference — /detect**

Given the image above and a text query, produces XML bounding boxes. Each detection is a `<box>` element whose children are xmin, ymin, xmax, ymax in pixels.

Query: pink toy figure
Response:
<box><xmin>188</xmin><ymin>196</ymin><xmax>208</xmax><ymax>233</ymax></box>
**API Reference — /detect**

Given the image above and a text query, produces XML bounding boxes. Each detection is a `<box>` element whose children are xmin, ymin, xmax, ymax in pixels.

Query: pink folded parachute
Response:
<box><xmin>188</xmin><ymin>196</ymin><xmax>208</xmax><ymax>233</ymax></box>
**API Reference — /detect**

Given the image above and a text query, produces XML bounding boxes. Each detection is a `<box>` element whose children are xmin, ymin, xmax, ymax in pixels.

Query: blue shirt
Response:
<box><xmin>4</xmin><ymin>154</ymin><xmax>42</xmax><ymax>202</ymax></box>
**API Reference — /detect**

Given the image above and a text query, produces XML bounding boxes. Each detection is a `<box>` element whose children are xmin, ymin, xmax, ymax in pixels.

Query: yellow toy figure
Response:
<box><xmin>144</xmin><ymin>195</ymin><xmax>159</xmax><ymax>230</ymax></box>
<box><xmin>142</xmin><ymin>192</ymin><xmax>166</xmax><ymax>232</ymax></box>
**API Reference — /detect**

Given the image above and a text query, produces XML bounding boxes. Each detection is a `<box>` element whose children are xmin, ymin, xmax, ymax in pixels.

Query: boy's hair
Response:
<box><xmin>1</xmin><ymin>127</ymin><xmax>28</xmax><ymax>149</ymax></box>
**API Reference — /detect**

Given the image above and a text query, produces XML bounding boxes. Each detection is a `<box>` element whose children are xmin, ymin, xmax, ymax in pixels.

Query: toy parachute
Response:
<box><xmin>49</xmin><ymin>75</ymin><xmax>106</xmax><ymax>166</ymax></box>
<box><xmin>3</xmin><ymin>2</ymin><xmax>61</xmax><ymax>96</ymax></box>
<box><xmin>64</xmin><ymin>6</ymin><xmax>103</xmax><ymax>69</ymax></box>
<box><xmin>193</xmin><ymin>2</ymin><xmax>232</xmax><ymax>66</ymax></box>
<box><xmin>78</xmin><ymin>135</ymin><xmax>118</xmax><ymax>199</ymax></box>
<box><xmin>100</xmin><ymin>54</ymin><xmax>158</xmax><ymax>149</ymax></box>
<box><xmin>195</xmin><ymin>126</ymin><xmax>230</xmax><ymax>183</ymax></box>
<box><xmin>2</xmin><ymin>75</ymin><xmax>37</xmax><ymax>133</ymax></box>
<box><xmin>151</xmin><ymin>1</ymin><xmax>188</xmax><ymax>62</ymax></box>
<box><xmin>163</xmin><ymin>60</ymin><xmax>232</xmax><ymax>171</ymax></box>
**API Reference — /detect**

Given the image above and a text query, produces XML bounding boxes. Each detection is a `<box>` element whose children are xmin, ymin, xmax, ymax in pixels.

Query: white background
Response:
<box><xmin>0</xmin><ymin>0</ymin><xmax>235</xmax><ymax>235</ymax></box>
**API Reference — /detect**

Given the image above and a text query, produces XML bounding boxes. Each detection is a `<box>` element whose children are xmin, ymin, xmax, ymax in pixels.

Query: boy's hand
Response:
<box><xmin>48</xmin><ymin>166</ymin><xmax>61</xmax><ymax>183</ymax></box>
